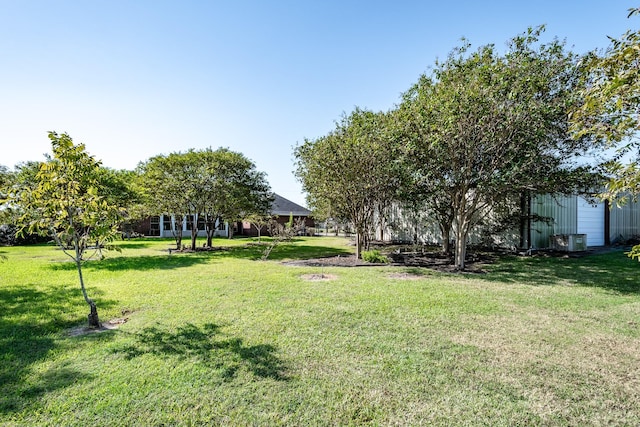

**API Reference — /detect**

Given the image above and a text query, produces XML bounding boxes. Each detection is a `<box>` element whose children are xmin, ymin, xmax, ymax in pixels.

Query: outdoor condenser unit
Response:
<box><xmin>549</xmin><ymin>234</ymin><xmax>587</xmax><ymax>252</ymax></box>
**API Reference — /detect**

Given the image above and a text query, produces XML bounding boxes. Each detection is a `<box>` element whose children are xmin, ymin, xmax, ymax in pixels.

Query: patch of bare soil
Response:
<box><xmin>300</xmin><ymin>273</ymin><xmax>337</xmax><ymax>281</ymax></box>
<box><xmin>67</xmin><ymin>315</ymin><xmax>131</xmax><ymax>337</ymax></box>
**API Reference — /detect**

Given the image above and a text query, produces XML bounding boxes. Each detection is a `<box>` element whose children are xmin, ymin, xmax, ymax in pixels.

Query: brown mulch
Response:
<box><xmin>283</xmin><ymin>252</ymin><xmax>495</xmax><ymax>274</ymax></box>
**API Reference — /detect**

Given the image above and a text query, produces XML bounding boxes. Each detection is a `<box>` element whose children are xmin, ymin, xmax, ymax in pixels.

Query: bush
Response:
<box><xmin>627</xmin><ymin>244</ymin><xmax>640</xmax><ymax>262</ymax></box>
<box><xmin>0</xmin><ymin>224</ymin><xmax>49</xmax><ymax>246</ymax></box>
<box><xmin>362</xmin><ymin>249</ymin><xmax>389</xmax><ymax>263</ymax></box>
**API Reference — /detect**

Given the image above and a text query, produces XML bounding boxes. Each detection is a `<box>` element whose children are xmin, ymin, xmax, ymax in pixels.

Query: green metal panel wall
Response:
<box><xmin>530</xmin><ymin>194</ymin><xmax>578</xmax><ymax>248</ymax></box>
<box><xmin>609</xmin><ymin>198</ymin><xmax>640</xmax><ymax>243</ymax></box>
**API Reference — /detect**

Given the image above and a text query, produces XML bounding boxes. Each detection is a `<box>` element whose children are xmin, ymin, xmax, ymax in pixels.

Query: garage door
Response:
<box><xmin>577</xmin><ymin>197</ymin><xmax>605</xmax><ymax>246</ymax></box>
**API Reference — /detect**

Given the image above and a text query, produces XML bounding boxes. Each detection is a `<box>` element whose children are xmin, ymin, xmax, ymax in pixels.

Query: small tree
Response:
<box><xmin>15</xmin><ymin>132</ymin><xmax>122</xmax><ymax>328</ymax></box>
<box><xmin>244</xmin><ymin>212</ymin><xmax>271</xmax><ymax>241</ymax></box>
<box><xmin>261</xmin><ymin>218</ymin><xmax>303</xmax><ymax>260</ymax></box>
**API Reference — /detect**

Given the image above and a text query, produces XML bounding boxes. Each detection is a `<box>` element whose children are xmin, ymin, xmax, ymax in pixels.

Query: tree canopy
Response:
<box><xmin>571</xmin><ymin>7</ymin><xmax>640</xmax><ymax>203</ymax></box>
<box><xmin>294</xmin><ymin>108</ymin><xmax>402</xmax><ymax>259</ymax></box>
<box><xmin>399</xmin><ymin>28</ymin><xmax>600</xmax><ymax>269</ymax></box>
<box><xmin>139</xmin><ymin>148</ymin><xmax>272</xmax><ymax>249</ymax></box>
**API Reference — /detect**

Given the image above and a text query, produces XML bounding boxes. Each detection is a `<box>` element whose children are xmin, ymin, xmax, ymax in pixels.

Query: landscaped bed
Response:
<box><xmin>1</xmin><ymin>236</ymin><xmax>638</xmax><ymax>426</ymax></box>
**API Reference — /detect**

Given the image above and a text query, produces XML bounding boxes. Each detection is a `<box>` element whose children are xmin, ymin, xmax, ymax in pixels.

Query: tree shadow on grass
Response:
<box><xmin>44</xmin><ymin>243</ymin><xmax>354</xmax><ymax>272</ymax></box>
<box><xmin>48</xmin><ymin>253</ymin><xmax>212</xmax><ymax>272</ymax></box>
<box><xmin>112</xmin><ymin>323</ymin><xmax>288</xmax><ymax>381</ymax></box>
<box><xmin>0</xmin><ymin>285</ymin><xmax>116</xmax><ymax>414</ymax></box>
<box><xmin>482</xmin><ymin>251</ymin><xmax>640</xmax><ymax>294</ymax></box>
<box><xmin>206</xmin><ymin>243</ymin><xmax>353</xmax><ymax>262</ymax></box>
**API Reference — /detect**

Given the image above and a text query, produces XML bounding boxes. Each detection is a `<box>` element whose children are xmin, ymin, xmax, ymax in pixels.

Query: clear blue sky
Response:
<box><xmin>0</xmin><ymin>1</ymin><xmax>636</xmax><ymax>206</ymax></box>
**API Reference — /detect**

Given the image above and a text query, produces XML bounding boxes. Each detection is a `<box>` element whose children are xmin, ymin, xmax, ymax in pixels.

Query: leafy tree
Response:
<box><xmin>401</xmin><ymin>28</ymin><xmax>599</xmax><ymax>269</ymax></box>
<box><xmin>295</xmin><ymin>108</ymin><xmax>401</xmax><ymax>259</ymax></box>
<box><xmin>13</xmin><ymin>132</ymin><xmax>122</xmax><ymax>328</ymax></box>
<box><xmin>571</xmin><ymin>7</ymin><xmax>640</xmax><ymax>203</ymax></box>
<box><xmin>139</xmin><ymin>148</ymin><xmax>272</xmax><ymax>249</ymax></box>
<box><xmin>244</xmin><ymin>212</ymin><xmax>271</xmax><ymax>241</ymax></box>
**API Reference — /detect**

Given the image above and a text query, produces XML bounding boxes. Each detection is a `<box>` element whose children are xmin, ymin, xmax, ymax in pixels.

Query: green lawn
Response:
<box><xmin>1</xmin><ymin>237</ymin><xmax>639</xmax><ymax>426</ymax></box>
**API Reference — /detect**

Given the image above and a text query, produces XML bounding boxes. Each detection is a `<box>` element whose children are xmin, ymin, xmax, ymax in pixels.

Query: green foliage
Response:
<box><xmin>400</xmin><ymin>27</ymin><xmax>599</xmax><ymax>269</ymax></box>
<box><xmin>294</xmin><ymin>108</ymin><xmax>402</xmax><ymax>258</ymax></box>
<box><xmin>572</xmin><ymin>8</ymin><xmax>640</xmax><ymax>204</ymax></box>
<box><xmin>139</xmin><ymin>148</ymin><xmax>273</xmax><ymax>249</ymax></box>
<box><xmin>627</xmin><ymin>243</ymin><xmax>640</xmax><ymax>261</ymax></box>
<box><xmin>361</xmin><ymin>249</ymin><xmax>389</xmax><ymax>263</ymax></box>
<box><xmin>17</xmin><ymin>132</ymin><xmax>123</xmax><ymax>256</ymax></box>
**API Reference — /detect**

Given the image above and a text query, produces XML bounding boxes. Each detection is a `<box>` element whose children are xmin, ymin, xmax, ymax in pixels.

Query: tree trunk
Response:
<box><xmin>454</xmin><ymin>222</ymin><xmax>469</xmax><ymax>270</ymax></box>
<box><xmin>190</xmin><ymin>226</ymin><xmax>198</xmax><ymax>251</ymax></box>
<box><xmin>356</xmin><ymin>230</ymin><xmax>363</xmax><ymax>259</ymax></box>
<box><xmin>441</xmin><ymin>226</ymin><xmax>451</xmax><ymax>255</ymax></box>
<box><xmin>75</xmin><ymin>254</ymin><xmax>100</xmax><ymax>328</ymax></box>
<box><xmin>172</xmin><ymin>215</ymin><xmax>183</xmax><ymax>250</ymax></box>
<box><xmin>206</xmin><ymin>230</ymin><xmax>213</xmax><ymax>247</ymax></box>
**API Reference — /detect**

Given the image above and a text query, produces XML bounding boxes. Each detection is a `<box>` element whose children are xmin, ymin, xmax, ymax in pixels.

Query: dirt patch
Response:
<box><xmin>300</xmin><ymin>273</ymin><xmax>337</xmax><ymax>281</ymax></box>
<box><xmin>67</xmin><ymin>316</ymin><xmax>129</xmax><ymax>337</ymax></box>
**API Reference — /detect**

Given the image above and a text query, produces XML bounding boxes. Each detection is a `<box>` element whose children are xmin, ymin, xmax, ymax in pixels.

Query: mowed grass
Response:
<box><xmin>0</xmin><ymin>237</ymin><xmax>639</xmax><ymax>426</ymax></box>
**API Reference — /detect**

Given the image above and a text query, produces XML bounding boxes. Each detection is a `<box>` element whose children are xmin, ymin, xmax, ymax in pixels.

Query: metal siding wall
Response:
<box><xmin>609</xmin><ymin>198</ymin><xmax>640</xmax><ymax>242</ymax></box>
<box><xmin>530</xmin><ymin>194</ymin><xmax>577</xmax><ymax>248</ymax></box>
<box><xmin>385</xmin><ymin>204</ymin><xmax>443</xmax><ymax>244</ymax></box>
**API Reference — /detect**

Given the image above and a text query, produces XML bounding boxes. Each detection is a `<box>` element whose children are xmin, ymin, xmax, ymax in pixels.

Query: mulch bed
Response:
<box><xmin>283</xmin><ymin>251</ymin><xmax>496</xmax><ymax>273</ymax></box>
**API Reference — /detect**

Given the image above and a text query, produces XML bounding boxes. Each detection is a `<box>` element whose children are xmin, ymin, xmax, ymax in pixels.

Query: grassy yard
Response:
<box><xmin>0</xmin><ymin>237</ymin><xmax>639</xmax><ymax>426</ymax></box>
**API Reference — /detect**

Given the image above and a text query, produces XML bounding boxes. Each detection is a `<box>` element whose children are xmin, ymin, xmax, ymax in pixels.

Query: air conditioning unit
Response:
<box><xmin>549</xmin><ymin>234</ymin><xmax>587</xmax><ymax>252</ymax></box>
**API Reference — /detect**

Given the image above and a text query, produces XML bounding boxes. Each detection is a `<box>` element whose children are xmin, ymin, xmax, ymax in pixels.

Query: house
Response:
<box><xmin>131</xmin><ymin>215</ymin><xmax>229</xmax><ymax>238</ymax></box>
<box><xmin>238</xmin><ymin>193</ymin><xmax>314</xmax><ymax>237</ymax></box>
<box><xmin>131</xmin><ymin>193</ymin><xmax>313</xmax><ymax>238</ymax></box>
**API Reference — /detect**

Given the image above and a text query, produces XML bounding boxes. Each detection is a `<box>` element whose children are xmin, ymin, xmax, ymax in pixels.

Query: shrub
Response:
<box><xmin>362</xmin><ymin>249</ymin><xmax>389</xmax><ymax>263</ymax></box>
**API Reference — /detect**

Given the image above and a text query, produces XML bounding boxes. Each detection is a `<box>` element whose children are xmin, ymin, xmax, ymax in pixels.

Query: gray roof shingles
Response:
<box><xmin>271</xmin><ymin>193</ymin><xmax>312</xmax><ymax>216</ymax></box>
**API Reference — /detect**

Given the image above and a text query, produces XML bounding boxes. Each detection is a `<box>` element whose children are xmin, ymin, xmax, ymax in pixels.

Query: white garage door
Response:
<box><xmin>577</xmin><ymin>197</ymin><xmax>605</xmax><ymax>246</ymax></box>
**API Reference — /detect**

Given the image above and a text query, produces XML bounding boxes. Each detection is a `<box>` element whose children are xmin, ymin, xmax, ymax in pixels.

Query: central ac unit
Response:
<box><xmin>550</xmin><ymin>234</ymin><xmax>587</xmax><ymax>252</ymax></box>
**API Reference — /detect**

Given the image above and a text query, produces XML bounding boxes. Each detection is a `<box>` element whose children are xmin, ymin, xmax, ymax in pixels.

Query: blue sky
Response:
<box><xmin>0</xmin><ymin>1</ymin><xmax>636</xmax><ymax>206</ymax></box>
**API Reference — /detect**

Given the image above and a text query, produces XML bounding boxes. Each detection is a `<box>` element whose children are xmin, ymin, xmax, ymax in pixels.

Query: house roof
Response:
<box><xmin>271</xmin><ymin>193</ymin><xmax>312</xmax><ymax>217</ymax></box>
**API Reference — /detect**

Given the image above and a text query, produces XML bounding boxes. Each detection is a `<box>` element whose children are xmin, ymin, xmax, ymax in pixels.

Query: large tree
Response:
<box><xmin>401</xmin><ymin>28</ymin><xmax>599</xmax><ymax>269</ymax></box>
<box><xmin>13</xmin><ymin>132</ymin><xmax>122</xmax><ymax>328</ymax></box>
<box><xmin>571</xmin><ymin>7</ymin><xmax>640</xmax><ymax>202</ymax></box>
<box><xmin>295</xmin><ymin>108</ymin><xmax>402</xmax><ymax>259</ymax></box>
<box><xmin>139</xmin><ymin>148</ymin><xmax>272</xmax><ymax>249</ymax></box>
